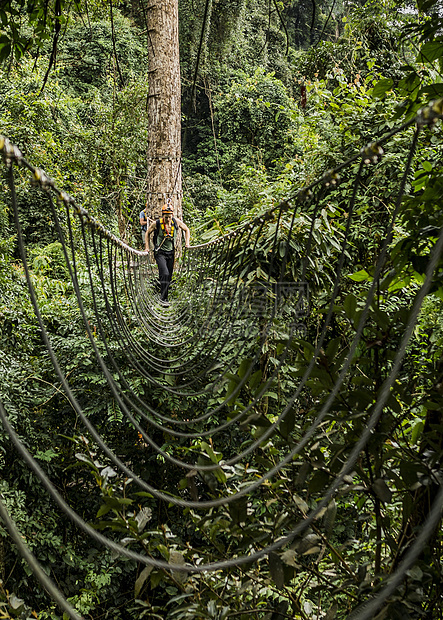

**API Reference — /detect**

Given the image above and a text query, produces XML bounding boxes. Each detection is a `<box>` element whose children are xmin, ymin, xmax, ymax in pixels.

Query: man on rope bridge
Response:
<box><xmin>145</xmin><ymin>199</ymin><xmax>190</xmax><ymax>303</ymax></box>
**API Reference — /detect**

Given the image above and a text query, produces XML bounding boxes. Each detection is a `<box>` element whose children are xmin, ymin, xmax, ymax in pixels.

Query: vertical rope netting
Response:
<box><xmin>86</xmin><ymin>212</ymin><xmax>291</xmax><ymax>430</ymax></box>
<box><xmin>108</xmin><ymin>218</ymin><xmax>267</xmax><ymax>393</ymax></box>
<box><xmin>80</xmin><ymin>219</ymin><xmax>225</xmax><ymax>390</ymax></box>
<box><xmin>9</xmin><ymin>151</ymin><xmax>306</xmax><ymax>468</ymax></box>
<box><xmin>42</xmin><ymin>179</ymin><xmax>306</xmax><ymax>451</ymax></box>
<box><xmin>14</xmin><ymin>166</ymin><xmax>330</xmax><ymax>470</ymax></box>
<box><xmin>2</xmin><ymin>201</ymin><xmax>443</xmax><ymax>570</ymax></box>
<box><xmin>123</xmin><ymin>221</ymin><xmax>243</xmax><ymax>357</ymax></box>
<box><xmin>1</xmin><ymin>99</ymin><xmax>443</xmax><ymax>618</ymax></box>
<box><xmin>0</xmin><ymin>118</ymin><xmax>426</xmax><ymax>440</ymax></box>
<box><xmin>0</xmin><ymin>133</ymin><xmax>402</xmax><ymax>470</ymax></box>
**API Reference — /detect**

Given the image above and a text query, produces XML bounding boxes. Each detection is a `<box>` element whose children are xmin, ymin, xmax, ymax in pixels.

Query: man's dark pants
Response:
<box><xmin>155</xmin><ymin>250</ymin><xmax>174</xmax><ymax>301</ymax></box>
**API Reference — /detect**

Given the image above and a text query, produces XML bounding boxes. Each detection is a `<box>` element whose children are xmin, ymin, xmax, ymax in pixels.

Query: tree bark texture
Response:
<box><xmin>146</xmin><ymin>0</ymin><xmax>182</xmax><ymax>221</ymax></box>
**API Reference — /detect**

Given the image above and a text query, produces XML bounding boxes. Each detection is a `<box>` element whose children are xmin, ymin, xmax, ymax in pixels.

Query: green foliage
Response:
<box><xmin>215</xmin><ymin>68</ymin><xmax>298</xmax><ymax>170</ymax></box>
<box><xmin>0</xmin><ymin>0</ymin><xmax>71</xmax><ymax>63</ymax></box>
<box><xmin>0</xmin><ymin>22</ymin><xmax>150</xmax><ymax>247</ymax></box>
<box><xmin>29</xmin><ymin>241</ymin><xmax>69</xmax><ymax>279</ymax></box>
<box><xmin>1</xmin><ymin>1</ymin><xmax>443</xmax><ymax>619</ymax></box>
<box><xmin>57</xmin><ymin>12</ymin><xmax>149</xmax><ymax>96</ymax></box>
<box><xmin>179</xmin><ymin>0</ymin><xmax>293</xmax><ymax>88</ymax></box>
<box><xmin>368</xmin><ymin>0</ymin><xmax>443</xmax><ymax>120</ymax></box>
<box><xmin>183</xmin><ymin>67</ymin><xmax>300</xmax><ymax>196</ymax></box>
<box><xmin>294</xmin><ymin>0</ymin><xmax>413</xmax><ymax>83</ymax></box>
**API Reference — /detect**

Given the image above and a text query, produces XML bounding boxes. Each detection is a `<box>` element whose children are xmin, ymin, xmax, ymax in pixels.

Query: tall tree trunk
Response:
<box><xmin>146</xmin><ymin>0</ymin><xmax>182</xmax><ymax>221</ymax></box>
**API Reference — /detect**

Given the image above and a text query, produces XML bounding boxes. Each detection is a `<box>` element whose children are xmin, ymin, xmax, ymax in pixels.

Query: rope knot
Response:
<box><xmin>0</xmin><ymin>135</ymin><xmax>23</xmax><ymax>167</ymax></box>
<box><xmin>32</xmin><ymin>168</ymin><xmax>53</xmax><ymax>191</ymax></box>
<box><xmin>416</xmin><ymin>98</ymin><xmax>443</xmax><ymax>128</ymax></box>
<box><xmin>322</xmin><ymin>170</ymin><xmax>340</xmax><ymax>188</ymax></box>
<box><xmin>361</xmin><ymin>142</ymin><xmax>384</xmax><ymax>164</ymax></box>
<box><xmin>298</xmin><ymin>188</ymin><xmax>313</xmax><ymax>203</ymax></box>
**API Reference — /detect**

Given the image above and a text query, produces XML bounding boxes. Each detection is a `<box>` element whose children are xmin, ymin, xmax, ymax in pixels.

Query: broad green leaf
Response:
<box><xmin>279</xmin><ymin>407</ymin><xmax>295</xmax><ymax>439</ymax></box>
<box><xmin>325</xmin><ymin>337</ymin><xmax>341</xmax><ymax>359</ymax></box>
<box><xmin>166</xmin><ymin>593</ymin><xmax>193</xmax><ymax>606</ymax></box>
<box><xmin>201</xmin><ymin>441</ymin><xmax>221</xmax><ymax>464</ymax></box>
<box><xmin>157</xmin><ymin>544</ymin><xmax>169</xmax><ymax>560</ymax></box>
<box><xmin>96</xmin><ymin>503</ymin><xmax>112</xmax><ymax>518</ymax></box>
<box><xmin>417</xmin><ymin>41</ymin><xmax>443</xmax><ymax>63</ymax></box>
<box><xmin>323</xmin><ymin>499</ymin><xmax>337</xmax><ymax>537</ymax></box>
<box><xmin>150</xmin><ymin>570</ymin><xmax>163</xmax><ymax>589</ymax></box>
<box><xmin>103</xmin><ymin>496</ymin><xmax>133</xmax><ymax>508</ymax></box>
<box><xmin>295</xmin><ymin>462</ymin><xmax>311</xmax><ymax>488</ymax></box>
<box><xmin>0</xmin><ymin>43</ymin><xmax>11</xmax><ymax>63</ymax></box>
<box><xmin>237</xmin><ymin>357</ymin><xmax>253</xmax><ymax>378</ymax></box>
<box><xmin>398</xmin><ymin>71</ymin><xmax>420</xmax><ymax>98</ymax></box>
<box><xmin>371</xmin><ymin>78</ymin><xmax>393</xmax><ymax>99</ymax></box>
<box><xmin>309</xmin><ymin>470</ymin><xmax>330</xmax><ymax>494</ymax></box>
<box><xmin>386</xmin><ymin>391</ymin><xmax>402</xmax><ymax>413</ymax></box>
<box><xmin>371</xmin><ymin>307</ymin><xmax>390</xmax><ymax>330</ymax></box>
<box><xmin>134</xmin><ymin>565</ymin><xmax>153</xmax><ymax>598</ymax></box>
<box><xmin>303</xmin><ymin>341</ymin><xmax>315</xmax><ymax>361</ymax></box>
<box><xmin>343</xmin><ymin>292</ymin><xmax>358</xmax><ymax>319</ymax></box>
<box><xmin>348</xmin><ymin>269</ymin><xmax>370</xmax><ymax>282</ymax></box>
<box><xmin>269</xmin><ymin>552</ymin><xmax>285</xmax><ymax>589</ymax></box>
<box><xmin>264</xmin><ymin>391</ymin><xmax>278</xmax><ymax>399</ymax></box>
<box><xmin>248</xmin><ymin>369</ymin><xmax>262</xmax><ymax>390</ymax></box>
<box><xmin>400</xmin><ymin>461</ymin><xmax>424</xmax><ymax>487</ymax></box>
<box><xmin>213</xmin><ymin>467</ymin><xmax>227</xmax><ymax>484</ymax></box>
<box><xmin>418</xmin><ymin>83</ymin><xmax>443</xmax><ymax>98</ymax></box>
<box><xmin>225</xmin><ymin>377</ymin><xmax>240</xmax><ymax>401</ymax></box>
<box><xmin>423</xmin><ymin>399</ymin><xmax>441</xmax><ymax>410</ymax></box>
<box><xmin>411</xmin><ymin>420</ymin><xmax>424</xmax><ymax>445</ymax></box>
<box><xmin>228</xmin><ymin>496</ymin><xmax>248</xmax><ymax>524</ymax></box>
<box><xmin>372</xmin><ymin>479</ymin><xmax>393</xmax><ymax>504</ymax></box>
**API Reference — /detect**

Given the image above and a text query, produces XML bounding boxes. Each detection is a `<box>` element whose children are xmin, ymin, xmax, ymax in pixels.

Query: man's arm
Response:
<box><xmin>140</xmin><ymin>211</ymin><xmax>148</xmax><ymax>227</ymax></box>
<box><xmin>145</xmin><ymin>221</ymin><xmax>156</xmax><ymax>252</ymax></box>
<box><xmin>176</xmin><ymin>219</ymin><xmax>191</xmax><ymax>247</ymax></box>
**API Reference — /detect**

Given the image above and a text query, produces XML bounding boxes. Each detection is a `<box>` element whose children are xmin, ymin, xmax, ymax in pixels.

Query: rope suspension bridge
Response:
<box><xmin>1</xmin><ymin>98</ymin><xmax>443</xmax><ymax>619</ymax></box>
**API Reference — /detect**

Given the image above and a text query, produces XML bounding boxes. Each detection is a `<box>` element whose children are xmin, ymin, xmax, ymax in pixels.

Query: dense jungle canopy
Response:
<box><xmin>1</xmin><ymin>0</ymin><xmax>443</xmax><ymax>619</ymax></box>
